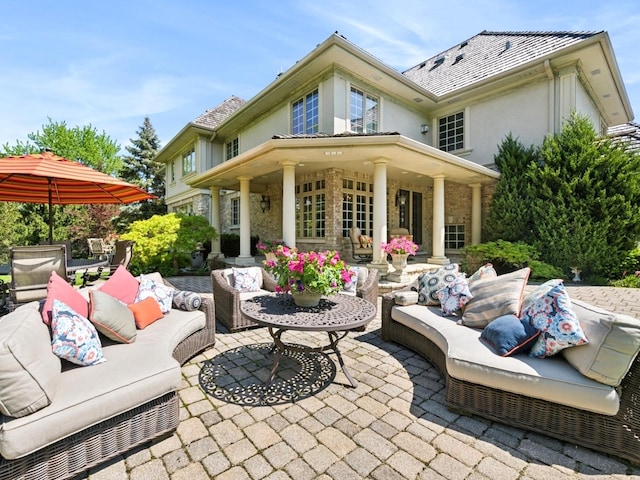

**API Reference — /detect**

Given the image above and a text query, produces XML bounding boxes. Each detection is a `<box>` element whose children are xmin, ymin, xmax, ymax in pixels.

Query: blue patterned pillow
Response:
<box><xmin>416</xmin><ymin>264</ymin><xmax>459</xmax><ymax>306</ymax></box>
<box><xmin>51</xmin><ymin>299</ymin><xmax>105</xmax><ymax>366</ymax></box>
<box><xmin>136</xmin><ymin>275</ymin><xmax>174</xmax><ymax>313</ymax></box>
<box><xmin>232</xmin><ymin>267</ymin><xmax>262</xmax><ymax>292</ymax></box>
<box><xmin>522</xmin><ymin>280</ymin><xmax>588</xmax><ymax>358</ymax></box>
<box><xmin>436</xmin><ymin>275</ymin><xmax>472</xmax><ymax>315</ymax></box>
<box><xmin>172</xmin><ymin>290</ymin><xmax>202</xmax><ymax>311</ymax></box>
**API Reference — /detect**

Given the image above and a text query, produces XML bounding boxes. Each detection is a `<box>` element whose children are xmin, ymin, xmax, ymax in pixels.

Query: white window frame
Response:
<box><xmin>182</xmin><ymin>148</ymin><xmax>195</xmax><ymax>176</ymax></box>
<box><xmin>295</xmin><ymin>180</ymin><xmax>325</xmax><ymax>238</ymax></box>
<box><xmin>225</xmin><ymin>138</ymin><xmax>238</xmax><ymax>160</ymax></box>
<box><xmin>349</xmin><ymin>86</ymin><xmax>379</xmax><ymax>133</ymax></box>
<box><xmin>445</xmin><ymin>224</ymin><xmax>465</xmax><ymax>250</ymax></box>
<box><xmin>231</xmin><ymin>197</ymin><xmax>240</xmax><ymax>226</ymax></box>
<box><xmin>292</xmin><ymin>89</ymin><xmax>319</xmax><ymax>134</ymax></box>
<box><xmin>342</xmin><ymin>178</ymin><xmax>374</xmax><ymax>237</ymax></box>
<box><xmin>437</xmin><ymin>110</ymin><xmax>465</xmax><ymax>152</ymax></box>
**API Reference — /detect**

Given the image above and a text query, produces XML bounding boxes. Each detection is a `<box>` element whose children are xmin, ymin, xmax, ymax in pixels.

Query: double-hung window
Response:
<box><xmin>226</xmin><ymin>138</ymin><xmax>238</xmax><ymax>160</ymax></box>
<box><xmin>350</xmin><ymin>87</ymin><xmax>379</xmax><ymax>133</ymax></box>
<box><xmin>292</xmin><ymin>89</ymin><xmax>319</xmax><ymax>134</ymax></box>
<box><xmin>438</xmin><ymin>111</ymin><xmax>464</xmax><ymax>152</ymax></box>
<box><xmin>182</xmin><ymin>148</ymin><xmax>195</xmax><ymax>175</ymax></box>
<box><xmin>341</xmin><ymin>179</ymin><xmax>373</xmax><ymax>237</ymax></box>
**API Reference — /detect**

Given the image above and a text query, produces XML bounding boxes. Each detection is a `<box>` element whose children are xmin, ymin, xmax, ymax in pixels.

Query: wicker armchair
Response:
<box><xmin>212</xmin><ymin>266</ymin><xmax>379</xmax><ymax>332</ymax></box>
<box><xmin>211</xmin><ymin>267</ymin><xmax>279</xmax><ymax>332</ymax></box>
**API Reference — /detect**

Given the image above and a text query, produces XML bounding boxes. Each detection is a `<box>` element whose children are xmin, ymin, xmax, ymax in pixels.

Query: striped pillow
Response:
<box><xmin>461</xmin><ymin>267</ymin><xmax>530</xmax><ymax>328</ymax></box>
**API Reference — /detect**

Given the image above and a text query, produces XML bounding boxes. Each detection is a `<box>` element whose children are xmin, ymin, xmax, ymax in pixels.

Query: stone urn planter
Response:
<box><xmin>291</xmin><ymin>289</ymin><xmax>323</xmax><ymax>307</ymax></box>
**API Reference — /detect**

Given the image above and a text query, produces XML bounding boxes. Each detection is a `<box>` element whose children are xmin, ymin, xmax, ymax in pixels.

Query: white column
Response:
<box><xmin>371</xmin><ymin>159</ymin><xmax>388</xmax><ymax>264</ymax></box>
<box><xmin>470</xmin><ymin>183</ymin><xmax>482</xmax><ymax>245</ymax></box>
<box><xmin>429</xmin><ymin>175</ymin><xmax>450</xmax><ymax>265</ymax></box>
<box><xmin>281</xmin><ymin>161</ymin><xmax>297</xmax><ymax>248</ymax></box>
<box><xmin>237</xmin><ymin>176</ymin><xmax>253</xmax><ymax>265</ymax></box>
<box><xmin>209</xmin><ymin>186</ymin><xmax>222</xmax><ymax>258</ymax></box>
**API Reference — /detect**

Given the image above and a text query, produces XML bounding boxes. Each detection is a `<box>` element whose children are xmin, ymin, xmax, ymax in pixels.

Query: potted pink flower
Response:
<box><xmin>263</xmin><ymin>245</ymin><xmax>351</xmax><ymax>307</ymax></box>
<box><xmin>381</xmin><ymin>237</ymin><xmax>419</xmax><ymax>271</ymax></box>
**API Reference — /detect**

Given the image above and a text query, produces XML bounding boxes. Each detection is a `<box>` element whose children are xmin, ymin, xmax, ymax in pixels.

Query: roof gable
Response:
<box><xmin>403</xmin><ymin>30</ymin><xmax>601</xmax><ymax>97</ymax></box>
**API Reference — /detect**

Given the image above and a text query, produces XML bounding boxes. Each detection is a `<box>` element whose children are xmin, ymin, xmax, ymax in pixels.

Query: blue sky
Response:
<box><xmin>1</xmin><ymin>0</ymin><xmax>639</xmax><ymax>153</ymax></box>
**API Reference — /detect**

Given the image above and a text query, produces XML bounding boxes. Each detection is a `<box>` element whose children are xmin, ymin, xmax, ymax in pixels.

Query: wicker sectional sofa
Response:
<box><xmin>382</xmin><ymin>281</ymin><xmax>640</xmax><ymax>467</ymax></box>
<box><xmin>0</xmin><ymin>275</ymin><xmax>215</xmax><ymax>480</ymax></box>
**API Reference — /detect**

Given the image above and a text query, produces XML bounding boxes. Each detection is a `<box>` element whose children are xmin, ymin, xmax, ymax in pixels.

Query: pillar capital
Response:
<box><xmin>279</xmin><ymin>160</ymin><xmax>298</xmax><ymax>167</ymax></box>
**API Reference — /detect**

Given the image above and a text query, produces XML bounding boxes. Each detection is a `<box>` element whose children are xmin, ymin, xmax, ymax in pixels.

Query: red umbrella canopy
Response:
<box><xmin>0</xmin><ymin>150</ymin><xmax>155</xmax><ymax>204</ymax></box>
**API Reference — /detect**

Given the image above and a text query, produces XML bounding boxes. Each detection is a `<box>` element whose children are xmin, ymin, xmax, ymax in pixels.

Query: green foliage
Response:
<box><xmin>528</xmin><ymin>113</ymin><xmax>640</xmax><ymax>279</ymax></box>
<box><xmin>220</xmin><ymin>233</ymin><xmax>259</xmax><ymax>257</ymax></box>
<box><xmin>461</xmin><ymin>240</ymin><xmax>564</xmax><ymax>281</ymax></box>
<box><xmin>120</xmin><ymin>213</ymin><xmax>216</xmax><ymax>276</ymax></box>
<box><xmin>116</xmin><ymin>117</ymin><xmax>167</xmax><ymax>231</ymax></box>
<box><xmin>610</xmin><ymin>273</ymin><xmax>640</xmax><ymax>288</ymax></box>
<box><xmin>485</xmin><ymin>113</ymin><xmax>640</xmax><ymax>282</ymax></box>
<box><xmin>484</xmin><ymin>134</ymin><xmax>538</xmax><ymax>242</ymax></box>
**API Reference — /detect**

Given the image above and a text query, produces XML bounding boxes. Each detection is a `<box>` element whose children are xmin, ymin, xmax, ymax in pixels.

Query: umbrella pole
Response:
<box><xmin>48</xmin><ymin>178</ymin><xmax>53</xmax><ymax>244</ymax></box>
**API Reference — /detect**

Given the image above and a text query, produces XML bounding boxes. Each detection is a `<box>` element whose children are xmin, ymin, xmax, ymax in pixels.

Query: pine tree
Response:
<box><xmin>121</xmin><ymin>117</ymin><xmax>163</xmax><ymax>196</ymax></box>
<box><xmin>117</xmin><ymin>117</ymin><xmax>167</xmax><ymax>230</ymax></box>
<box><xmin>484</xmin><ymin>134</ymin><xmax>538</xmax><ymax>242</ymax></box>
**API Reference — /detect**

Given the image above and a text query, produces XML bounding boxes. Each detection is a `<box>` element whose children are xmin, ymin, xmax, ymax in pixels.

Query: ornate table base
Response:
<box><xmin>267</xmin><ymin>327</ymin><xmax>357</xmax><ymax>387</ymax></box>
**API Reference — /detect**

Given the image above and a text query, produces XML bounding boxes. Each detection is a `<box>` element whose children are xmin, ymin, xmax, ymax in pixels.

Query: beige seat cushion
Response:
<box><xmin>391</xmin><ymin>304</ymin><xmax>619</xmax><ymax>416</ymax></box>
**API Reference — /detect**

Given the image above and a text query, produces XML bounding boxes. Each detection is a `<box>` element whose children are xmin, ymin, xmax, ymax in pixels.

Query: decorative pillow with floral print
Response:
<box><xmin>51</xmin><ymin>299</ymin><xmax>105</xmax><ymax>366</ymax></box>
<box><xmin>436</xmin><ymin>275</ymin><xmax>473</xmax><ymax>315</ymax></box>
<box><xmin>136</xmin><ymin>275</ymin><xmax>174</xmax><ymax>313</ymax></box>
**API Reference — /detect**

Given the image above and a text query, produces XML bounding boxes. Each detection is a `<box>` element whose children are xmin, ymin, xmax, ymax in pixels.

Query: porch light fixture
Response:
<box><xmin>395</xmin><ymin>190</ymin><xmax>408</xmax><ymax>207</ymax></box>
<box><xmin>420</xmin><ymin>124</ymin><xmax>429</xmax><ymax>134</ymax></box>
<box><xmin>260</xmin><ymin>195</ymin><xmax>271</xmax><ymax>213</ymax></box>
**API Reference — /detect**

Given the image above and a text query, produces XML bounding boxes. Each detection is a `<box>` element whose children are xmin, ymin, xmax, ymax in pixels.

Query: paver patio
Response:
<box><xmin>80</xmin><ymin>277</ymin><xmax>640</xmax><ymax>479</ymax></box>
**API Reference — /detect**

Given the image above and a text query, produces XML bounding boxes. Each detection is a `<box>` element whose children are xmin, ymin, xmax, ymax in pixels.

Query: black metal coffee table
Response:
<box><xmin>241</xmin><ymin>293</ymin><xmax>376</xmax><ymax>388</ymax></box>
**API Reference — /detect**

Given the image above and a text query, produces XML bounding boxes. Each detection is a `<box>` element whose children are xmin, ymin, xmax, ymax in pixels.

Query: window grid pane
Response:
<box><xmin>444</xmin><ymin>224</ymin><xmax>465</xmax><ymax>249</ymax></box>
<box><xmin>438</xmin><ymin>111</ymin><xmax>464</xmax><ymax>152</ymax></box>
<box><xmin>350</xmin><ymin>88</ymin><xmax>364</xmax><ymax>133</ymax></box>
<box><xmin>231</xmin><ymin>198</ymin><xmax>239</xmax><ymax>226</ymax></box>
<box><xmin>315</xmin><ymin>193</ymin><xmax>325</xmax><ymax>237</ymax></box>
<box><xmin>292</xmin><ymin>99</ymin><xmax>304</xmax><ymax>134</ymax></box>
<box><xmin>342</xmin><ymin>180</ymin><xmax>373</xmax><ymax>237</ymax></box>
<box><xmin>342</xmin><ymin>193</ymin><xmax>353</xmax><ymax>237</ymax></box>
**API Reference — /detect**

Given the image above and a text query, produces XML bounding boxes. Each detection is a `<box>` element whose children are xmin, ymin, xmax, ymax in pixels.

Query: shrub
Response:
<box><xmin>121</xmin><ymin>213</ymin><xmax>216</xmax><ymax>276</ymax></box>
<box><xmin>220</xmin><ymin>233</ymin><xmax>259</xmax><ymax>257</ymax></box>
<box><xmin>461</xmin><ymin>240</ymin><xmax>565</xmax><ymax>281</ymax></box>
<box><xmin>610</xmin><ymin>273</ymin><xmax>640</xmax><ymax>288</ymax></box>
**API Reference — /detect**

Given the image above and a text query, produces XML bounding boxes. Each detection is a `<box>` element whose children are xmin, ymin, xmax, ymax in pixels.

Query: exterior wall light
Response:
<box><xmin>260</xmin><ymin>195</ymin><xmax>271</xmax><ymax>213</ymax></box>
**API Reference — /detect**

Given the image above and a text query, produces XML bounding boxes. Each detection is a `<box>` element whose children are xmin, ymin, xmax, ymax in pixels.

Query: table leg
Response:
<box><xmin>267</xmin><ymin>327</ymin><xmax>284</xmax><ymax>384</ymax></box>
<box><xmin>327</xmin><ymin>331</ymin><xmax>358</xmax><ymax>388</ymax></box>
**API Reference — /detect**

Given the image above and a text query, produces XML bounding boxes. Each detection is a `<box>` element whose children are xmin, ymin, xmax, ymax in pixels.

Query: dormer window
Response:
<box><xmin>292</xmin><ymin>89</ymin><xmax>319</xmax><ymax>134</ymax></box>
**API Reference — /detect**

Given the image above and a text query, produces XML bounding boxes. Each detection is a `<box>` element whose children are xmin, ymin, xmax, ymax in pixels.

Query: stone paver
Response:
<box><xmin>82</xmin><ymin>276</ymin><xmax>640</xmax><ymax>479</ymax></box>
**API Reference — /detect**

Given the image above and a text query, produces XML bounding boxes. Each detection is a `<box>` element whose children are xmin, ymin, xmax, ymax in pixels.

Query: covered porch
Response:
<box><xmin>188</xmin><ymin>133</ymin><xmax>499</xmax><ymax>275</ymax></box>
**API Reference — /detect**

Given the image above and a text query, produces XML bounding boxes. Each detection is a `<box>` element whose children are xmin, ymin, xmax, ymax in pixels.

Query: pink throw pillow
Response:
<box><xmin>42</xmin><ymin>271</ymin><xmax>89</xmax><ymax>326</ymax></box>
<box><xmin>98</xmin><ymin>265</ymin><xmax>139</xmax><ymax>305</ymax></box>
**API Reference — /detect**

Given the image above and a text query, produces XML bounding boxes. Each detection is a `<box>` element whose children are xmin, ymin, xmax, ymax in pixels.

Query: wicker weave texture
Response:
<box><xmin>381</xmin><ymin>291</ymin><xmax>640</xmax><ymax>467</ymax></box>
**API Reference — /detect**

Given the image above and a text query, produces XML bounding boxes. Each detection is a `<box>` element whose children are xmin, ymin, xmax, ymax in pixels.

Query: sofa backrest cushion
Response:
<box><xmin>461</xmin><ymin>267</ymin><xmax>530</xmax><ymax>328</ymax></box>
<box><xmin>563</xmin><ymin>299</ymin><xmax>640</xmax><ymax>386</ymax></box>
<box><xmin>89</xmin><ymin>289</ymin><xmax>137</xmax><ymax>343</ymax></box>
<box><xmin>0</xmin><ymin>302</ymin><xmax>61</xmax><ymax>417</ymax></box>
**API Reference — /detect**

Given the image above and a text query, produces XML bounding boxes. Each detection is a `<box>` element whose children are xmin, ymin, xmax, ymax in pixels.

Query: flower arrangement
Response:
<box><xmin>381</xmin><ymin>237</ymin><xmax>419</xmax><ymax>255</ymax></box>
<box><xmin>256</xmin><ymin>239</ymin><xmax>286</xmax><ymax>253</ymax></box>
<box><xmin>264</xmin><ymin>245</ymin><xmax>352</xmax><ymax>296</ymax></box>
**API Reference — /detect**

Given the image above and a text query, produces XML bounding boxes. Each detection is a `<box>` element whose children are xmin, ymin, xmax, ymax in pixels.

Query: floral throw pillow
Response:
<box><xmin>468</xmin><ymin>263</ymin><xmax>498</xmax><ymax>284</ymax></box>
<box><xmin>436</xmin><ymin>275</ymin><xmax>473</xmax><ymax>315</ymax></box>
<box><xmin>416</xmin><ymin>264</ymin><xmax>459</xmax><ymax>306</ymax></box>
<box><xmin>51</xmin><ymin>299</ymin><xmax>105</xmax><ymax>366</ymax></box>
<box><xmin>522</xmin><ymin>280</ymin><xmax>588</xmax><ymax>358</ymax></box>
<box><xmin>232</xmin><ymin>267</ymin><xmax>262</xmax><ymax>292</ymax></box>
<box><xmin>136</xmin><ymin>275</ymin><xmax>174</xmax><ymax>314</ymax></box>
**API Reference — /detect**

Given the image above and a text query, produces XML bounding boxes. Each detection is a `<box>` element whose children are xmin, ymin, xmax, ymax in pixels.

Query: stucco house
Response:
<box><xmin>155</xmin><ymin>30</ymin><xmax>633</xmax><ymax>270</ymax></box>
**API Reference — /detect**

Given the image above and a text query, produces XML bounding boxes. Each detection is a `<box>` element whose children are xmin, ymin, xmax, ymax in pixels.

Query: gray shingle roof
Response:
<box><xmin>403</xmin><ymin>31</ymin><xmax>601</xmax><ymax>97</ymax></box>
<box><xmin>608</xmin><ymin>122</ymin><xmax>640</xmax><ymax>152</ymax></box>
<box><xmin>193</xmin><ymin>95</ymin><xmax>246</xmax><ymax>128</ymax></box>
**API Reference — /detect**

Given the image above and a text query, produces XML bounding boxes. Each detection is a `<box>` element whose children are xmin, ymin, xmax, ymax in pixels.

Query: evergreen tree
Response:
<box><xmin>117</xmin><ymin>117</ymin><xmax>167</xmax><ymax>230</ymax></box>
<box><xmin>529</xmin><ymin>112</ymin><xmax>640</xmax><ymax>279</ymax></box>
<box><xmin>484</xmin><ymin>134</ymin><xmax>538</xmax><ymax>242</ymax></box>
<box><xmin>121</xmin><ymin>117</ymin><xmax>163</xmax><ymax>195</ymax></box>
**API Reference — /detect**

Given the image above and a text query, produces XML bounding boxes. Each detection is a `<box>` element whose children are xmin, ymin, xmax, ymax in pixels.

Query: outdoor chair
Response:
<box><xmin>349</xmin><ymin>226</ymin><xmax>373</xmax><ymax>263</ymax></box>
<box><xmin>9</xmin><ymin>244</ymin><xmax>67</xmax><ymax>306</ymax></box>
<box><xmin>389</xmin><ymin>227</ymin><xmax>413</xmax><ymax>242</ymax></box>
<box><xmin>88</xmin><ymin>237</ymin><xmax>113</xmax><ymax>260</ymax></box>
<box><xmin>82</xmin><ymin>240</ymin><xmax>135</xmax><ymax>285</ymax></box>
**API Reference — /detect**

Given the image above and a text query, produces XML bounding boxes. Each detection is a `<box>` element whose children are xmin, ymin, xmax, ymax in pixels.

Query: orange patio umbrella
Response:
<box><xmin>0</xmin><ymin>150</ymin><xmax>156</xmax><ymax>242</ymax></box>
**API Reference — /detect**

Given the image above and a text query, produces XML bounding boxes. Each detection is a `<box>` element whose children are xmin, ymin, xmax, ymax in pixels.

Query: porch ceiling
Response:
<box><xmin>188</xmin><ymin>134</ymin><xmax>499</xmax><ymax>193</ymax></box>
